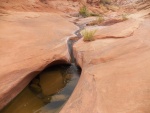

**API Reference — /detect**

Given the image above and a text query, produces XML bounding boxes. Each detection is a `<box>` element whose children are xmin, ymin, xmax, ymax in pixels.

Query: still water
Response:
<box><xmin>1</xmin><ymin>64</ymin><xmax>81</xmax><ymax>113</ymax></box>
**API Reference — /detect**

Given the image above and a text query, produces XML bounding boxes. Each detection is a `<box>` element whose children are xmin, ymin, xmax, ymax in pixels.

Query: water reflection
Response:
<box><xmin>1</xmin><ymin>64</ymin><xmax>80</xmax><ymax>113</ymax></box>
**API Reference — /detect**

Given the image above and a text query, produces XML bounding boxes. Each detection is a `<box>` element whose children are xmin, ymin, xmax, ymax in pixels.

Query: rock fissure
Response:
<box><xmin>0</xmin><ymin>0</ymin><xmax>150</xmax><ymax>113</ymax></box>
<box><xmin>61</xmin><ymin>2</ymin><xmax>150</xmax><ymax>113</ymax></box>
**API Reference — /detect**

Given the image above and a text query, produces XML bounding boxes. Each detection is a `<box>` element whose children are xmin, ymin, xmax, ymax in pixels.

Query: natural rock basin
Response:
<box><xmin>0</xmin><ymin>63</ymin><xmax>81</xmax><ymax>113</ymax></box>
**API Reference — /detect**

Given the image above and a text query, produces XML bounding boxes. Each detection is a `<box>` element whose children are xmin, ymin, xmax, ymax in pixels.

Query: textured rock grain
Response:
<box><xmin>60</xmin><ymin>11</ymin><xmax>150</xmax><ymax>113</ymax></box>
<box><xmin>0</xmin><ymin>11</ymin><xmax>78</xmax><ymax>110</ymax></box>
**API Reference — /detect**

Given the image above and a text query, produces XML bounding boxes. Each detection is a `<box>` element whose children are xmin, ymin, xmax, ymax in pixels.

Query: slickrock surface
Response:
<box><xmin>94</xmin><ymin>19</ymin><xmax>141</xmax><ymax>39</ymax></box>
<box><xmin>0</xmin><ymin>0</ymin><xmax>79</xmax><ymax>13</ymax></box>
<box><xmin>1</xmin><ymin>0</ymin><xmax>150</xmax><ymax>113</ymax></box>
<box><xmin>0</xmin><ymin>11</ymin><xmax>77</xmax><ymax>110</ymax></box>
<box><xmin>60</xmin><ymin>9</ymin><xmax>150</xmax><ymax>113</ymax></box>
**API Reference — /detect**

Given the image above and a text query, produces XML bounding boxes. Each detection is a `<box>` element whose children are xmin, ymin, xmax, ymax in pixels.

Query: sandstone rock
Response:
<box><xmin>94</xmin><ymin>18</ymin><xmax>141</xmax><ymax>39</ymax></box>
<box><xmin>129</xmin><ymin>8</ymin><xmax>150</xmax><ymax>18</ymax></box>
<box><xmin>51</xmin><ymin>94</ymin><xmax>68</xmax><ymax>102</ymax></box>
<box><xmin>30</xmin><ymin>83</ymin><xmax>41</xmax><ymax>93</ymax></box>
<box><xmin>75</xmin><ymin>16</ymin><xmax>97</xmax><ymax>25</ymax></box>
<box><xmin>1</xmin><ymin>0</ymin><xmax>150</xmax><ymax>113</ymax></box>
<box><xmin>101</xmin><ymin>18</ymin><xmax>126</xmax><ymax>25</ymax></box>
<box><xmin>39</xmin><ymin>70</ymin><xmax>65</xmax><ymax>96</ymax></box>
<box><xmin>0</xmin><ymin>0</ymin><xmax>80</xmax><ymax>13</ymax></box>
<box><xmin>0</xmin><ymin>11</ymin><xmax>78</xmax><ymax>110</ymax></box>
<box><xmin>60</xmin><ymin>16</ymin><xmax>150</xmax><ymax>113</ymax></box>
<box><xmin>1</xmin><ymin>87</ymin><xmax>44</xmax><ymax>113</ymax></box>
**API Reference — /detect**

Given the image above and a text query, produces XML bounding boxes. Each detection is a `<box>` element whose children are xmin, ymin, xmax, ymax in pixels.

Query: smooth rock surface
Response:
<box><xmin>60</xmin><ymin>10</ymin><xmax>150</xmax><ymax>113</ymax></box>
<box><xmin>0</xmin><ymin>0</ymin><xmax>150</xmax><ymax>113</ymax></box>
<box><xmin>94</xmin><ymin>19</ymin><xmax>141</xmax><ymax>39</ymax></box>
<box><xmin>0</xmin><ymin>11</ymin><xmax>78</xmax><ymax>110</ymax></box>
<box><xmin>40</xmin><ymin>70</ymin><xmax>65</xmax><ymax>96</ymax></box>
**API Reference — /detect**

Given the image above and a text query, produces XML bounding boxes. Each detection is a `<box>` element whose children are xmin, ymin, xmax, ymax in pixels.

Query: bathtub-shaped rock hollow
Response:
<box><xmin>1</xmin><ymin>64</ymin><xmax>81</xmax><ymax>113</ymax></box>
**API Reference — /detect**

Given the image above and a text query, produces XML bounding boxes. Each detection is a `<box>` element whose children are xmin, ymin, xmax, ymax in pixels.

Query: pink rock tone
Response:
<box><xmin>0</xmin><ymin>0</ymin><xmax>80</xmax><ymax>13</ymax></box>
<box><xmin>1</xmin><ymin>0</ymin><xmax>150</xmax><ymax>113</ymax></box>
<box><xmin>60</xmin><ymin>9</ymin><xmax>150</xmax><ymax>113</ymax></box>
<box><xmin>0</xmin><ymin>11</ymin><xmax>78</xmax><ymax>110</ymax></box>
<box><xmin>94</xmin><ymin>19</ymin><xmax>141</xmax><ymax>39</ymax></box>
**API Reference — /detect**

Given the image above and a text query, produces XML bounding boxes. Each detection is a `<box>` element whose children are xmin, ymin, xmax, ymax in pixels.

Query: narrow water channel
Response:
<box><xmin>0</xmin><ymin>64</ymin><xmax>81</xmax><ymax>113</ymax></box>
<box><xmin>0</xmin><ymin>21</ymin><xmax>84</xmax><ymax>113</ymax></box>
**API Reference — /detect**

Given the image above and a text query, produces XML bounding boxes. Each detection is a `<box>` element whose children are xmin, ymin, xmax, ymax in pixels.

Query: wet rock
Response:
<box><xmin>0</xmin><ymin>87</ymin><xmax>44</xmax><ymax>113</ymax></box>
<box><xmin>30</xmin><ymin>78</ymin><xmax>41</xmax><ymax>93</ymax></box>
<box><xmin>30</xmin><ymin>84</ymin><xmax>41</xmax><ymax>93</ymax></box>
<box><xmin>0</xmin><ymin>11</ymin><xmax>77</xmax><ymax>110</ymax></box>
<box><xmin>39</xmin><ymin>70</ymin><xmax>66</xmax><ymax>96</ymax></box>
<box><xmin>51</xmin><ymin>94</ymin><xmax>68</xmax><ymax>102</ymax></box>
<box><xmin>42</xmin><ymin>95</ymin><xmax>52</xmax><ymax>104</ymax></box>
<box><xmin>61</xmin><ymin>12</ymin><xmax>150</xmax><ymax>113</ymax></box>
<box><xmin>65</xmin><ymin>74</ymin><xmax>72</xmax><ymax>81</ymax></box>
<box><xmin>31</xmin><ymin>78</ymin><xmax>40</xmax><ymax>85</ymax></box>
